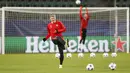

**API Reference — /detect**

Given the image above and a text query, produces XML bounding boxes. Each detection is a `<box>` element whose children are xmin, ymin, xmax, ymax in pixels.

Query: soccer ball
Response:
<box><xmin>90</xmin><ymin>53</ymin><xmax>96</xmax><ymax>58</ymax></box>
<box><xmin>109</xmin><ymin>63</ymin><xmax>116</xmax><ymax>70</ymax></box>
<box><xmin>86</xmin><ymin>64</ymin><xmax>94</xmax><ymax>71</ymax></box>
<box><xmin>75</xmin><ymin>0</ymin><xmax>81</xmax><ymax>5</ymax></box>
<box><xmin>111</xmin><ymin>53</ymin><xmax>117</xmax><ymax>58</ymax></box>
<box><xmin>78</xmin><ymin>53</ymin><xmax>84</xmax><ymax>58</ymax></box>
<box><xmin>103</xmin><ymin>53</ymin><xmax>109</xmax><ymax>58</ymax></box>
<box><xmin>66</xmin><ymin>53</ymin><xmax>72</xmax><ymax>58</ymax></box>
<box><xmin>55</xmin><ymin>53</ymin><xmax>60</xmax><ymax>58</ymax></box>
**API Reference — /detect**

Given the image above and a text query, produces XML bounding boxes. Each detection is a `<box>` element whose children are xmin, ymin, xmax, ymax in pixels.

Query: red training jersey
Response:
<box><xmin>45</xmin><ymin>20</ymin><xmax>66</xmax><ymax>40</ymax></box>
<box><xmin>79</xmin><ymin>6</ymin><xmax>90</xmax><ymax>37</ymax></box>
<box><xmin>79</xmin><ymin>6</ymin><xmax>90</xmax><ymax>29</ymax></box>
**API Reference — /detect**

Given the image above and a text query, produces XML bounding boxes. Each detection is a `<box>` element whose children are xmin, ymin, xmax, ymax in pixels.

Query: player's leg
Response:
<box><xmin>56</xmin><ymin>36</ymin><xmax>66</xmax><ymax>68</ymax></box>
<box><xmin>57</xmin><ymin>43</ymin><xmax>64</xmax><ymax>68</ymax></box>
<box><xmin>82</xmin><ymin>29</ymin><xmax>86</xmax><ymax>44</ymax></box>
<box><xmin>79</xmin><ymin>29</ymin><xmax>83</xmax><ymax>52</ymax></box>
<box><xmin>79</xmin><ymin>39</ymin><xmax>82</xmax><ymax>52</ymax></box>
<box><xmin>52</xmin><ymin>38</ymin><xmax>64</xmax><ymax>68</ymax></box>
<box><xmin>81</xmin><ymin>29</ymin><xmax>86</xmax><ymax>52</ymax></box>
<box><xmin>79</xmin><ymin>28</ymin><xmax>83</xmax><ymax>44</ymax></box>
<box><xmin>56</xmin><ymin>36</ymin><xmax>65</xmax><ymax>49</ymax></box>
<box><xmin>79</xmin><ymin>40</ymin><xmax>83</xmax><ymax>52</ymax></box>
<box><xmin>57</xmin><ymin>36</ymin><xmax>69</xmax><ymax>49</ymax></box>
<box><xmin>80</xmin><ymin>38</ymin><xmax>83</xmax><ymax>44</ymax></box>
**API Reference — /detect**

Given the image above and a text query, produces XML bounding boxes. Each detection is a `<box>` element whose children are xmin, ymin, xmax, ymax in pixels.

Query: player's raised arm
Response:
<box><xmin>79</xmin><ymin>5</ymin><xmax>83</xmax><ymax>19</ymax></box>
<box><xmin>86</xmin><ymin>7</ymin><xmax>90</xmax><ymax>19</ymax></box>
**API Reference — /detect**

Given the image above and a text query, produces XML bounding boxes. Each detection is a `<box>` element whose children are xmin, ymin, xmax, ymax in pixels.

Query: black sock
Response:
<box><xmin>80</xmin><ymin>39</ymin><xmax>82</xmax><ymax>44</ymax></box>
<box><xmin>83</xmin><ymin>39</ymin><xmax>85</xmax><ymax>44</ymax></box>
<box><xmin>59</xmin><ymin>53</ymin><xmax>64</xmax><ymax>65</ymax></box>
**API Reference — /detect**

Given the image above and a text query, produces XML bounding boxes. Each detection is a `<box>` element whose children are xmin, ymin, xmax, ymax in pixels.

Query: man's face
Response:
<box><xmin>84</xmin><ymin>14</ymin><xmax>88</xmax><ymax>19</ymax></box>
<box><xmin>50</xmin><ymin>16</ymin><xmax>56</xmax><ymax>22</ymax></box>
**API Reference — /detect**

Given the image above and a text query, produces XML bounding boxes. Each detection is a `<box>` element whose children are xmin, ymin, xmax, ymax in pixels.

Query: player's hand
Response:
<box><xmin>81</xmin><ymin>31</ymin><xmax>83</xmax><ymax>33</ymax></box>
<box><xmin>54</xmin><ymin>29</ymin><xmax>58</xmax><ymax>33</ymax></box>
<box><xmin>43</xmin><ymin>38</ymin><xmax>46</xmax><ymax>42</ymax></box>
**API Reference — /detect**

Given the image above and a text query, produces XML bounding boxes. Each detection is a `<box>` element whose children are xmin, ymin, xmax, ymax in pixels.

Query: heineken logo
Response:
<box><xmin>112</xmin><ymin>36</ymin><xmax>126</xmax><ymax>52</ymax></box>
<box><xmin>25</xmin><ymin>36</ymin><xmax>110</xmax><ymax>53</ymax></box>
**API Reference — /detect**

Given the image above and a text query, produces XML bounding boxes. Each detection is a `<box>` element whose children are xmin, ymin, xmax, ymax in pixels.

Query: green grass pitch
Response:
<box><xmin>0</xmin><ymin>53</ymin><xmax>130</xmax><ymax>73</ymax></box>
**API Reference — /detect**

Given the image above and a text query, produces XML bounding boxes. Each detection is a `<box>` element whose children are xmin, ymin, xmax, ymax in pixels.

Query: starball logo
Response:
<box><xmin>25</xmin><ymin>36</ymin><xmax>110</xmax><ymax>53</ymax></box>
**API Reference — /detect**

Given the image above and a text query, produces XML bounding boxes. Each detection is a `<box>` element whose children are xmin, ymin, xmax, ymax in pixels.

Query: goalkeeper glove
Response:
<box><xmin>43</xmin><ymin>38</ymin><xmax>46</xmax><ymax>42</ymax></box>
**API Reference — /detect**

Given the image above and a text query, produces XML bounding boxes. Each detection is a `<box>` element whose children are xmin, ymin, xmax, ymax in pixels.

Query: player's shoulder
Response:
<box><xmin>47</xmin><ymin>22</ymin><xmax>52</xmax><ymax>27</ymax></box>
<box><xmin>47</xmin><ymin>22</ymin><xmax>52</xmax><ymax>25</ymax></box>
<box><xmin>56</xmin><ymin>20</ymin><xmax>63</xmax><ymax>24</ymax></box>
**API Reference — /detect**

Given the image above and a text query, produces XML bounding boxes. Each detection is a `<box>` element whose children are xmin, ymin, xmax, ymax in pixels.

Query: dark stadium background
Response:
<box><xmin>0</xmin><ymin>0</ymin><xmax>129</xmax><ymax>7</ymax></box>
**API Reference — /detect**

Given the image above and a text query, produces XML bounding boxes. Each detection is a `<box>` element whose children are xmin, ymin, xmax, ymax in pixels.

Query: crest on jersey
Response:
<box><xmin>50</xmin><ymin>25</ymin><xmax>52</xmax><ymax>28</ymax></box>
<box><xmin>56</xmin><ymin>24</ymin><xmax>58</xmax><ymax>27</ymax></box>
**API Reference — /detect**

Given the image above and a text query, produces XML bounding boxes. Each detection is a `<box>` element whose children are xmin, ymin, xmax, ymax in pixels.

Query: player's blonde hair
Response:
<box><xmin>50</xmin><ymin>14</ymin><xmax>56</xmax><ymax>19</ymax></box>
